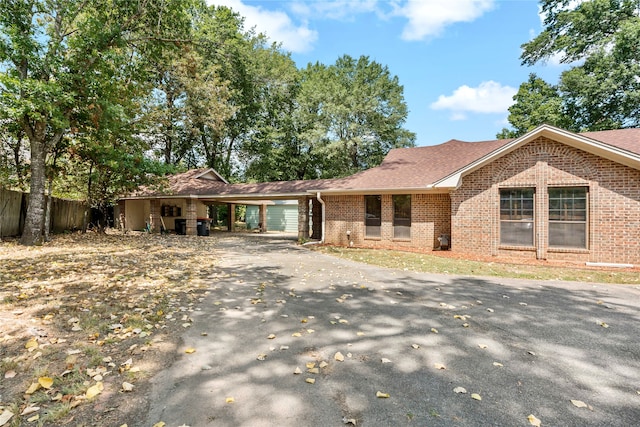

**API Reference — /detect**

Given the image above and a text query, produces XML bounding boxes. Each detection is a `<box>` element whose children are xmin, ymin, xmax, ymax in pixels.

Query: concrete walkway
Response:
<box><xmin>144</xmin><ymin>235</ymin><xmax>640</xmax><ymax>426</ymax></box>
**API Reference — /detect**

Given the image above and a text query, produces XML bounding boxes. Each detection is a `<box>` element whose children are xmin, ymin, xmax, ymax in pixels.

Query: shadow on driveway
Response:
<box><xmin>144</xmin><ymin>235</ymin><xmax>640</xmax><ymax>426</ymax></box>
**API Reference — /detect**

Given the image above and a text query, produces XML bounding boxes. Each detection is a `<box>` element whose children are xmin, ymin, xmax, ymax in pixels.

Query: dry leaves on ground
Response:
<box><xmin>0</xmin><ymin>232</ymin><xmax>214</xmax><ymax>426</ymax></box>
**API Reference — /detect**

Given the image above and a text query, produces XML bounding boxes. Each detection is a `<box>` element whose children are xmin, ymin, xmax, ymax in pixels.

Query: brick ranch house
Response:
<box><xmin>119</xmin><ymin>125</ymin><xmax>640</xmax><ymax>266</ymax></box>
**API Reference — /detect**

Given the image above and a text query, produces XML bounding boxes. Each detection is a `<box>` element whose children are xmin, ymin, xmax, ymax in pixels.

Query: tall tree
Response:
<box><xmin>240</xmin><ymin>45</ymin><xmax>305</xmax><ymax>181</ymax></box>
<box><xmin>520</xmin><ymin>0</ymin><xmax>640</xmax><ymax>130</ymax></box>
<box><xmin>0</xmin><ymin>0</ymin><xmax>193</xmax><ymax>245</ymax></box>
<box><xmin>497</xmin><ymin>73</ymin><xmax>573</xmax><ymax>138</ymax></box>
<box><xmin>316</xmin><ymin>55</ymin><xmax>415</xmax><ymax>177</ymax></box>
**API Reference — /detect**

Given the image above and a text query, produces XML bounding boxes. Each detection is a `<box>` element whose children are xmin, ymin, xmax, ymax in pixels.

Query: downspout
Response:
<box><xmin>316</xmin><ymin>192</ymin><xmax>325</xmax><ymax>243</ymax></box>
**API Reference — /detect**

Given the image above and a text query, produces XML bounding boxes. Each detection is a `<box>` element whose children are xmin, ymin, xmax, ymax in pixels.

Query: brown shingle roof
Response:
<box><xmin>581</xmin><ymin>128</ymin><xmax>640</xmax><ymax>155</ymax></box>
<box><xmin>126</xmin><ymin>127</ymin><xmax>640</xmax><ymax>199</ymax></box>
<box><xmin>319</xmin><ymin>138</ymin><xmax>513</xmax><ymax>192</ymax></box>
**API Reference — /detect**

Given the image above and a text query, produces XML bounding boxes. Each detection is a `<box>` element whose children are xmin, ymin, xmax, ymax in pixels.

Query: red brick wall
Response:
<box><xmin>451</xmin><ymin>137</ymin><xmax>640</xmax><ymax>264</ymax></box>
<box><xmin>323</xmin><ymin>193</ymin><xmax>451</xmax><ymax>249</ymax></box>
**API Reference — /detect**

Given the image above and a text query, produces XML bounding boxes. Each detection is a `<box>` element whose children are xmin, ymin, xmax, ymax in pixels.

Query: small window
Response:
<box><xmin>365</xmin><ymin>195</ymin><xmax>381</xmax><ymax>238</ymax></box>
<box><xmin>393</xmin><ymin>195</ymin><xmax>411</xmax><ymax>239</ymax></box>
<box><xmin>500</xmin><ymin>188</ymin><xmax>534</xmax><ymax>246</ymax></box>
<box><xmin>549</xmin><ymin>187</ymin><xmax>587</xmax><ymax>248</ymax></box>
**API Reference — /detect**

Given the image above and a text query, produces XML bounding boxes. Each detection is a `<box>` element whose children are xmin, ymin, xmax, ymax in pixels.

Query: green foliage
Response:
<box><xmin>509</xmin><ymin>0</ymin><xmax>640</xmax><ymax>135</ymax></box>
<box><xmin>0</xmin><ymin>0</ymin><xmax>195</xmax><ymax>244</ymax></box>
<box><xmin>1</xmin><ymin>0</ymin><xmax>416</xmax><ymax>244</ymax></box>
<box><xmin>242</xmin><ymin>54</ymin><xmax>415</xmax><ymax>181</ymax></box>
<box><xmin>312</xmin><ymin>55</ymin><xmax>415</xmax><ymax>178</ymax></box>
<box><xmin>497</xmin><ymin>74</ymin><xmax>573</xmax><ymax>139</ymax></box>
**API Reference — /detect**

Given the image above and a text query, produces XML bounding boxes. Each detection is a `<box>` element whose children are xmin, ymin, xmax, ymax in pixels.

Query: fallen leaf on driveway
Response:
<box><xmin>430</xmin><ymin>328</ymin><xmax>438</xmax><ymax>334</ymax></box>
<box><xmin>453</xmin><ymin>387</ymin><xmax>467</xmax><ymax>394</ymax></box>
<box><xmin>225</xmin><ymin>397</ymin><xmax>235</xmax><ymax>403</ymax></box>
<box><xmin>292</xmin><ymin>332</ymin><xmax>302</xmax><ymax>337</ymax></box>
<box><xmin>25</xmin><ymin>338</ymin><xmax>38</xmax><ymax>350</ymax></box>
<box><xmin>267</xmin><ymin>334</ymin><xmax>276</xmax><ymax>339</ymax></box>
<box><xmin>4</xmin><ymin>370</ymin><xmax>16</xmax><ymax>379</ymax></box>
<box><xmin>86</xmin><ymin>381</ymin><xmax>104</xmax><ymax>399</ymax></box>
<box><xmin>294</xmin><ymin>367</ymin><xmax>302</xmax><ymax>374</ymax></box>
<box><xmin>122</xmin><ymin>382</ymin><xmax>134</xmax><ymax>392</ymax></box>
<box><xmin>334</xmin><ymin>352</ymin><xmax>345</xmax><ymax>362</ymax></box>
<box><xmin>600</xmin><ymin>322</ymin><xmax>609</xmax><ymax>328</ymax></box>
<box><xmin>570</xmin><ymin>399</ymin><xmax>592</xmax><ymax>409</ymax></box>
<box><xmin>257</xmin><ymin>353</ymin><xmax>267</xmax><ymax>361</ymax></box>
<box><xmin>20</xmin><ymin>405</ymin><xmax>39</xmax><ymax>416</ymax></box>
<box><xmin>25</xmin><ymin>382</ymin><xmax>40</xmax><ymax>395</ymax></box>
<box><xmin>411</xmin><ymin>344</ymin><xmax>420</xmax><ymax>349</ymax></box>
<box><xmin>38</xmin><ymin>376</ymin><xmax>54</xmax><ymax>389</ymax></box>
<box><xmin>185</xmin><ymin>348</ymin><xmax>196</xmax><ymax>354</ymax></box>
<box><xmin>376</xmin><ymin>391</ymin><xmax>390</xmax><ymax>398</ymax></box>
<box><xmin>527</xmin><ymin>414</ymin><xmax>541</xmax><ymax>426</ymax></box>
<box><xmin>0</xmin><ymin>410</ymin><xmax>14</xmax><ymax>426</ymax></box>
<box><xmin>305</xmin><ymin>378</ymin><xmax>316</xmax><ymax>384</ymax></box>
<box><xmin>478</xmin><ymin>344</ymin><xmax>488</xmax><ymax>349</ymax></box>
<box><xmin>152</xmin><ymin>423</ymin><xmax>166</xmax><ymax>427</ymax></box>
<box><xmin>471</xmin><ymin>393</ymin><xmax>482</xmax><ymax>401</ymax></box>
<box><xmin>434</xmin><ymin>363</ymin><xmax>446</xmax><ymax>370</ymax></box>
<box><xmin>493</xmin><ymin>362</ymin><xmax>503</xmax><ymax>367</ymax></box>
<box><xmin>306</xmin><ymin>362</ymin><xmax>316</xmax><ymax>369</ymax></box>
<box><xmin>381</xmin><ymin>358</ymin><xmax>392</xmax><ymax>364</ymax></box>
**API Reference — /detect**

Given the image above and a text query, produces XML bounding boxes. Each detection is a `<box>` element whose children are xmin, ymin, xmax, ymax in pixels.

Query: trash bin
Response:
<box><xmin>174</xmin><ymin>219</ymin><xmax>186</xmax><ymax>235</ymax></box>
<box><xmin>197</xmin><ymin>218</ymin><xmax>210</xmax><ymax>236</ymax></box>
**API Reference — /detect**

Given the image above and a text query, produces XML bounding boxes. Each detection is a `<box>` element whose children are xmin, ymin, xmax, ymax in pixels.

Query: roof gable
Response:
<box><xmin>178</xmin><ymin>168</ymin><xmax>228</xmax><ymax>183</ymax></box>
<box><xmin>433</xmin><ymin>125</ymin><xmax>640</xmax><ymax>189</ymax></box>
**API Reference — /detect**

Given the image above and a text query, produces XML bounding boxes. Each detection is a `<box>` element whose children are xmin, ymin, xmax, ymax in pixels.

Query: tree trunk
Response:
<box><xmin>20</xmin><ymin>138</ymin><xmax>47</xmax><ymax>245</ymax></box>
<box><xmin>43</xmin><ymin>179</ymin><xmax>53</xmax><ymax>242</ymax></box>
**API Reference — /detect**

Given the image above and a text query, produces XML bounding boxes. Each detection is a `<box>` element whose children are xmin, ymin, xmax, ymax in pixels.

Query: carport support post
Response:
<box><xmin>227</xmin><ymin>203</ymin><xmax>236</xmax><ymax>232</ymax></box>
<box><xmin>259</xmin><ymin>204</ymin><xmax>267</xmax><ymax>232</ymax></box>
<box><xmin>311</xmin><ymin>197</ymin><xmax>322</xmax><ymax>239</ymax></box>
<box><xmin>186</xmin><ymin>198</ymin><xmax>197</xmax><ymax>236</ymax></box>
<box><xmin>298</xmin><ymin>197</ymin><xmax>310</xmax><ymax>241</ymax></box>
<box><xmin>149</xmin><ymin>200</ymin><xmax>161</xmax><ymax>233</ymax></box>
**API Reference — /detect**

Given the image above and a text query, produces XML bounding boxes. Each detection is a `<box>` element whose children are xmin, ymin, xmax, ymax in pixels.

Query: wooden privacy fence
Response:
<box><xmin>0</xmin><ymin>188</ymin><xmax>86</xmax><ymax>238</ymax></box>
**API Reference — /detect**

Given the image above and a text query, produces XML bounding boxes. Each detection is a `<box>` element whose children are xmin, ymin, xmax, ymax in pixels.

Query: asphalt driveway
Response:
<box><xmin>144</xmin><ymin>234</ymin><xmax>640</xmax><ymax>427</ymax></box>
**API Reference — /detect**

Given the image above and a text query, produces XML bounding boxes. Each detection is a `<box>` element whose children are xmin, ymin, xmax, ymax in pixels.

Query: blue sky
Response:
<box><xmin>209</xmin><ymin>1</ymin><xmax>569</xmax><ymax>146</ymax></box>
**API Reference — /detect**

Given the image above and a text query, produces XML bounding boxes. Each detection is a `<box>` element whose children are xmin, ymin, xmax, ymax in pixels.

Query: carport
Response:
<box><xmin>118</xmin><ymin>168</ymin><xmax>326</xmax><ymax>241</ymax></box>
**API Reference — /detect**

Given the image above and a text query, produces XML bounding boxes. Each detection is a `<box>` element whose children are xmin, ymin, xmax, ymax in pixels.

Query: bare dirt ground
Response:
<box><xmin>0</xmin><ymin>232</ymin><xmax>215</xmax><ymax>426</ymax></box>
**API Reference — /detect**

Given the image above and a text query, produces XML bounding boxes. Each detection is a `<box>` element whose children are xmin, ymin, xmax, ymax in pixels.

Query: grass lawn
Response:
<box><xmin>313</xmin><ymin>246</ymin><xmax>640</xmax><ymax>285</ymax></box>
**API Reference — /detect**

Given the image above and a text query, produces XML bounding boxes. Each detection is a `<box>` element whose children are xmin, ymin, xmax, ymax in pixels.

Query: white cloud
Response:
<box><xmin>394</xmin><ymin>0</ymin><xmax>495</xmax><ymax>41</ymax></box>
<box><xmin>207</xmin><ymin>0</ymin><xmax>318</xmax><ymax>53</ymax></box>
<box><xmin>430</xmin><ymin>81</ymin><xmax>517</xmax><ymax>119</ymax></box>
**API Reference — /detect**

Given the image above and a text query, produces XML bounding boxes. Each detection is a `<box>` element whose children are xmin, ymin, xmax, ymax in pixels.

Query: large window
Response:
<box><xmin>548</xmin><ymin>187</ymin><xmax>587</xmax><ymax>248</ymax></box>
<box><xmin>500</xmin><ymin>188</ymin><xmax>534</xmax><ymax>246</ymax></box>
<box><xmin>365</xmin><ymin>195</ymin><xmax>381</xmax><ymax>238</ymax></box>
<box><xmin>393</xmin><ymin>195</ymin><xmax>411</xmax><ymax>239</ymax></box>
